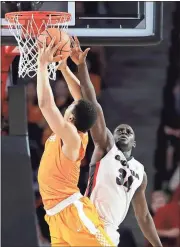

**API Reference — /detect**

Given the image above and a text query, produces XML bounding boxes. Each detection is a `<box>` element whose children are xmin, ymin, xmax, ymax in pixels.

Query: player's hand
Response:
<box><xmin>70</xmin><ymin>36</ymin><xmax>90</xmax><ymax>65</ymax></box>
<box><xmin>37</xmin><ymin>37</ymin><xmax>62</xmax><ymax>65</ymax></box>
<box><xmin>57</xmin><ymin>57</ymin><xmax>68</xmax><ymax>71</ymax></box>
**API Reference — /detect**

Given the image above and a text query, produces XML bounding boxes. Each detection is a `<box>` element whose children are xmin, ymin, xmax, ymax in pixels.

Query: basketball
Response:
<box><xmin>37</xmin><ymin>28</ymin><xmax>71</xmax><ymax>60</ymax></box>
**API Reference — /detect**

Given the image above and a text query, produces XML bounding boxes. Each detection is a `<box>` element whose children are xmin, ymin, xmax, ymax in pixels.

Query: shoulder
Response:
<box><xmin>90</xmin><ymin>131</ymin><xmax>117</xmax><ymax>164</ymax></box>
<box><xmin>130</xmin><ymin>157</ymin><xmax>144</xmax><ymax>168</ymax></box>
<box><xmin>139</xmin><ymin>172</ymin><xmax>148</xmax><ymax>191</ymax></box>
<box><xmin>129</xmin><ymin>157</ymin><xmax>145</xmax><ymax>180</ymax></box>
<box><xmin>90</xmin><ymin>145</ymin><xmax>107</xmax><ymax>165</ymax></box>
<box><xmin>132</xmin><ymin>172</ymin><xmax>147</xmax><ymax>204</ymax></box>
<box><xmin>63</xmin><ymin>122</ymin><xmax>81</xmax><ymax>148</ymax></box>
<box><xmin>106</xmin><ymin>128</ymin><xmax>114</xmax><ymax>151</ymax></box>
<box><xmin>133</xmin><ymin>171</ymin><xmax>147</xmax><ymax>196</ymax></box>
<box><xmin>90</xmin><ymin>128</ymin><xmax>114</xmax><ymax>161</ymax></box>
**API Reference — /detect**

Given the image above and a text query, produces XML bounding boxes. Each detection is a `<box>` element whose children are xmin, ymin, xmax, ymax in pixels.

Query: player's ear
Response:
<box><xmin>133</xmin><ymin>141</ymin><xmax>136</xmax><ymax>148</ymax></box>
<box><xmin>68</xmin><ymin>113</ymin><xmax>75</xmax><ymax>123</ymax></box>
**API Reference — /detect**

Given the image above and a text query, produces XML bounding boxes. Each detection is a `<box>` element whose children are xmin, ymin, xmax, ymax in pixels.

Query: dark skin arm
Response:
<box><xmin>70</xmin><ymin>37</ymin><xmax>113</xmax><ymax>153</ymax></box>
<box><xmin>132</xmin><ymin>173</ymin><xmax>163</xmax><ymax>247</ymax></box>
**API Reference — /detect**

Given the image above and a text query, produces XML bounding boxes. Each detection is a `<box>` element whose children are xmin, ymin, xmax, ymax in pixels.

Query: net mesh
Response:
<box><xmin>6</xmin><ymin>13</ymin><xmax>71</xmax><ymax>80</ymax></box>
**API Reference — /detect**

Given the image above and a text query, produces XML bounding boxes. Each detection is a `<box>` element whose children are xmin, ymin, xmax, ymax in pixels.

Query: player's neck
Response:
<box><xmin>122</xmin><ymin>150</ymin><xmax>132</xmax><ymax>160</ymax></box>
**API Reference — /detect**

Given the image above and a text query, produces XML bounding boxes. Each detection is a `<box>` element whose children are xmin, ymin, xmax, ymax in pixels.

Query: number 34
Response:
<box><xmin>116</xmin><ymin>168</ymin><xmax>133</xmax><ymax>192</ymax></box>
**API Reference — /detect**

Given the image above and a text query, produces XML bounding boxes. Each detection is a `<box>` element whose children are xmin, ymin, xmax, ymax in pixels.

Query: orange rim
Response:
<box><xmin>5</xmin><ymin>11</ymin><xmax>71</xmax><ymax>25</ymax></box>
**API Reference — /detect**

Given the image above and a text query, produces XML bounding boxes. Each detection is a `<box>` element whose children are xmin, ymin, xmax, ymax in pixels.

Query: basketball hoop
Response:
<box><xmin>5</xmin><ymin>11</ymin><xmax>71</xmax><ymax>80</ymax></box>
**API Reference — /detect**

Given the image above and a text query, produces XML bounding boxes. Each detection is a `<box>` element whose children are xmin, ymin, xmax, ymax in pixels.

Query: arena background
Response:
<box><xmin>1</xmin><ymin>1</ymin><xmax>180</xmax><ymax>247</ymax></box>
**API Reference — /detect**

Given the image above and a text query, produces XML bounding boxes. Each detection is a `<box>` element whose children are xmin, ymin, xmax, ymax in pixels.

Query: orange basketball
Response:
<box><xmin>37</xmin><ymin>28</ymin><xmax>71</xmax><ymax>60</ymax></box>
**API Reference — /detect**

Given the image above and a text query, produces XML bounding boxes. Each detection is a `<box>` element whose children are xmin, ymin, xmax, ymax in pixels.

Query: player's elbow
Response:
<box><xmin>136</xmin><ymin>210</ymin><xmax>151</xmax><ymax>223</ymax></box>
<box><xmin>38</xmin><ymin>98</ymin><xmax>52</xmax><ymax>109</ymax></box>
<box><xmin>96</xmin><ymin>103</ymin><xmax>103</xmax><ymax>113</ymax></box>
<box><xmin>74</xmin><ymin>92</ymin><xmax>83</xmax><ymax>101</ymax></box>
<box><xmin>38</xmin><ymin>100</ymin><xmax>46</xmax><ymax>109</ymax></box>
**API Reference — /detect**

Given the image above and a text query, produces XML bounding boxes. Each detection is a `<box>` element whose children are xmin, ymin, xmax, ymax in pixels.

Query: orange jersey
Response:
<box><xmin>38</xmin><ymin>132</ymin><xmax>88</xmax><ymax>210</ymax></box>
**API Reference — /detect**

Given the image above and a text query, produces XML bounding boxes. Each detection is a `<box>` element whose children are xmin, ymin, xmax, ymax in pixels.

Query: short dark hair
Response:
<box><xmin>72</xmin><ymin>99</ymin><xmax>97</xmax><ymax>132</ymax></box>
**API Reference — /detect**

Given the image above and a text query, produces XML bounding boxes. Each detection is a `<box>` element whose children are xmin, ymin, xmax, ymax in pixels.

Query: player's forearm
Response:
<box><xmin>137</xmin><ymin>213</ymin><xmax>162</xmax><ymax>247</ymax></box>
<box><xmin>60</xmin><ymin>66</ymin><xmax>82</xmax><ymax>100</ymax></box>
<box><xmin>78</xmin><ymin>62</ymin><xmax>109</xmax><ymax>147</ymax></box>
<box><xmin>37</xmin><ymin>63</ymin><xmax>55</xmax><ymax>108</ymax></box>
<box><xmin>78</xmin><ymin>62</ymin><xmax>98</xmax><ymax>104</ymax></box>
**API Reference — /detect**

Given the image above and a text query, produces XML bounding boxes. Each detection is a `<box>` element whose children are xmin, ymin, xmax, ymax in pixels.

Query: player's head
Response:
<box><xmin>113</xmin><ymin>124</ymin><xmax>136</xmax><ymax>152</ymax></box>
<box><xmin>64</xmin><ymin>99</ymin><xmax>97</xmax><ymax>132</ymax></box>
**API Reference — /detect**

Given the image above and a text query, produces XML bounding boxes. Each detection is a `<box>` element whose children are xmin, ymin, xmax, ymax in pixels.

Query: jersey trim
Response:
<box><xmin>86</xmin><ymin>161</ymin><xmax>100</xmax><ymax>198</ymax></box>
<box><xmin>92</xmin><ymin>161</ymin><xmax>100</xmax><ymax>191</ymax></box>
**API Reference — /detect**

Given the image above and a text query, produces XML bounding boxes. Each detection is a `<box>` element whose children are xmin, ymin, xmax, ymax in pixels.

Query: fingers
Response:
<box><xmin>70</xmin><ymin>36</ymin><xmax>75</xmax><ymax>48</ymax></box>
<box><xmin>47</xmin><ymin>36</ymin><xmax>56</xmax><ymax>50</ymax></box>
<box><xmin>70</xmin><ymin>36</ymin><xmax>82</xmax><ymax>53</ymax></box>
<box><xmin>83</xmin><ymin>48</ymin><xmax>90</xmax><ymax>57</ymax></box>
<box><xmin>63</xmin><ymin>56</ymin><xmax>68</xmax><ymax>63</ymax></box>
<box><xmin>70</xmin><ymin>48</ymin><xmax>76</xmax><ymax>58</ymax></box>
<box><xmin>75</xmin><ymin>36</ymin><xmax>82</xmax><ymax>52</ymax></box>
<box><xmin>37</xmin><ymin>41</ymin><xmax>43</xmax><ymax>52</ymax></box>
<box><xmin>43</xmin><ymin>36</ymin><xmax>47</xmax><ymax>50</ymax></box>
<box><xmin>52</xmin><ymin>41</ymin><xmax>62</xmax><ymax>55</ymax></box>
<box><xmin>69</xmin><ymin>49</ymin><xmax>72</xmax><ymax>57</ymax></box>
<box><xmin>57</xmin><ymin>56</ymin><xmax>68</xmax><ymax>65</ymax></box>
<box><xmin>53</xmin><ymin>54</ymin><xmax>63</xmax><ymax>63</ymax></box>
<box><xmin>74</xmin><ymin>36</ymin><xmax>80</xmax><ymax>47</ymax></box>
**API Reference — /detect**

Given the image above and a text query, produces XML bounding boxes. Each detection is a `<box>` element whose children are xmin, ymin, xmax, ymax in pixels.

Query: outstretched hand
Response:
<box><xmin>57</xmin><ymin>57</ymin><xmax>68</xmax><ymax>71</ymax></box>
<box><xmin>37</xmin><ymin>36</ymin><xmax>62</xmax><ymax>65</ymax></box>
<box><xmin>70</xmin><ymin>36</ymin><xmax>90</xmax><ymax>65</ymax></box>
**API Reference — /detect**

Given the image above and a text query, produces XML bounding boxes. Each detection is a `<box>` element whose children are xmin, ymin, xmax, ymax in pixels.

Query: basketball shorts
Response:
<box><xmin>45</xmin><ymin>192</ymin><xmax>115</xmax><ymax>246</ymax></box>
<box><xmin>104</xmin><ymin>225</ymin><xmax>120</xmax><ymax>246</ymax></box>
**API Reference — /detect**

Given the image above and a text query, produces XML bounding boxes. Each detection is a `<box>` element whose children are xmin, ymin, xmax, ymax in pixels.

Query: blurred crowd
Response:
<box><xmin>150</xmin><ymin>80</ymin><xmax>180</xmax><ymax>247</ymax></box>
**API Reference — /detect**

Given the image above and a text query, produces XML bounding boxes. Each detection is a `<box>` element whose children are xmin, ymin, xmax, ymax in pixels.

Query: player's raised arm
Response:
<box><xmin>132</xmin><ymin>173</ymin><xmax>163</xmax><ymax>247</ymax></box>
<box><xmin>37</xmin><ymin>37</ymin><xmax>80</xmax><ymax>147</ymax></box>
<box><xmin>70</xmin><ymin>37</ymin><xmax>113</xmax><ymax>150</ymax></box>
<box><xmin>57</xmin><ymin>58</ymin><xmax>82</xmax><ymax>101</ymax></box>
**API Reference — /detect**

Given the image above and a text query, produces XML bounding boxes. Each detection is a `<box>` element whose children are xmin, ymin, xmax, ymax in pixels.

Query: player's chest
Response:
<box><xmin>114</xmin><ymin>154</ymin><xmax>140</xmax><ymax>179</ymax></box>
<box><xmin>101</xmin><ymin>152</ymin><xmax>141</xmax><ymax>192</ymax></box>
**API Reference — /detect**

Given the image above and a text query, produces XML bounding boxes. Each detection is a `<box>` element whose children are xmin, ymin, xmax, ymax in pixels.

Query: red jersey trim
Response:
<box><xmin>92</xmin><ymin>161</ymin><xmax>100</xmax><ymax>191</ymax></box>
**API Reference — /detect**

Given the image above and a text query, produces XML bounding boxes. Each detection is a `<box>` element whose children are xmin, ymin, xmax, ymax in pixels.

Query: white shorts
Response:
<box><xmin>104</xmin><ymin>224</ymin><xmax>120</xmax><ymax>246</ymax></box>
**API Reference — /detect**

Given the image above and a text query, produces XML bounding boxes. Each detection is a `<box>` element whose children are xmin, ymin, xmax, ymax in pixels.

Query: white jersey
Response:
<box><xmin>90</xmin><ymin>144</ymin><xmax>144</xmax><ymax>230</ymax></box>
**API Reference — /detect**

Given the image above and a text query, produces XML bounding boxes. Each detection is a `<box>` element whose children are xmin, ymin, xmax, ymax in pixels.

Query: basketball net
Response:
<box><xmin>5</xmin><ymin>12</ymin><xmax>71</xmax><ymax>80</ymax></box>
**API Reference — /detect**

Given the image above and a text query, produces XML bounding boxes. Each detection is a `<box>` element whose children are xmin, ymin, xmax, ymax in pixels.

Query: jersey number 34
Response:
<box><xmin>116</xmin><ymin>168</ymin><xmax>134</xmax><ymax>192</ymax></box>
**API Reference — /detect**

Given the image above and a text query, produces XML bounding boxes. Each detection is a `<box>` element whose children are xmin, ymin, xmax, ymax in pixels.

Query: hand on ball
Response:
<box><xmin>70</xmin><ymin>36</ymin><xmax>90</xmax><ymax>65</ymax></box>
<box><xmin>37</xmin><ymin>37</ymin><xmax>62</xmax><ymax>65</ymax></box>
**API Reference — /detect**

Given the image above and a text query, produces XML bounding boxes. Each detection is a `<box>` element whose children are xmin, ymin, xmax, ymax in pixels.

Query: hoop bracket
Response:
<box><xmin>1</xmin><ymin>46</ymin><xmax>18</xmax><ymax>102</ymax></box>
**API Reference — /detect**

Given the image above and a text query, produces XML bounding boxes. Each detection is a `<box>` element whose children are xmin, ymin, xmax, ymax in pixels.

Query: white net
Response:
<box><xmin>6</xmin><ymin>13</ymin><xmax>71</xmax><ymax>80</ymax></box>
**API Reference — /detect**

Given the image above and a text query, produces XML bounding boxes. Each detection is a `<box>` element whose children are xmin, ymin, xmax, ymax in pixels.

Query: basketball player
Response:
<box><xmin>37</xmin><ymin>37</ymin><xmax>115</xmax><ymax>246</ymax></box>
<box><xmin>70</xmin><ymin>37</ymin><xmax>163</xmax><ymax>247</ymax></box>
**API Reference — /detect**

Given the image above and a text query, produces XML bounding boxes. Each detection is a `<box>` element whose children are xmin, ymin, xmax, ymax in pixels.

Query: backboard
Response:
<box><xmin>1</xmin><ymin>1</ymin><xmax>163</xmax><ymax>46</ymax></box>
